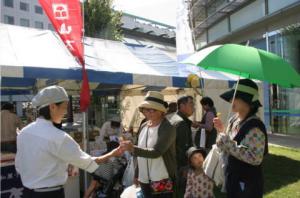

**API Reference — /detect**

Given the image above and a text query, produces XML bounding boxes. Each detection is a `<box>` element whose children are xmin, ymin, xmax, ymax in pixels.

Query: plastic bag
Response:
<box><xmin>120</xmin><ymin>185</ymin><xmax>141</xmax><ymax>198</ymax></box>
<box><xmin>122</xmin><ymin>156</ymin><xmax>135</xmax><ymax>187</ymax></box>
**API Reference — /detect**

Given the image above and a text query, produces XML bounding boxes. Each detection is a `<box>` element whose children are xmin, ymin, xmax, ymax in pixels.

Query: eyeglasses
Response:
<box><xmin>141</xmin><ymin>108</ymin><xmax>157</xmax><ymax>113</ymax></box>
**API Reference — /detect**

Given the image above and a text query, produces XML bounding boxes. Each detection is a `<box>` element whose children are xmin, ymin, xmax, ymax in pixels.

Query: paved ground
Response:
<box><xmin>268</xmin><ymin>133</ymin><xmax>300</xmax><ymax>149</ymax></box>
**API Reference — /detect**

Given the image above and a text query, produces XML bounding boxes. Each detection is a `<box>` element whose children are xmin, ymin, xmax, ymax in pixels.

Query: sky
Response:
<box><xmin>113</xmin><ymin>0</ymin><xmax>177</xmax><ymax>27</ymax></box>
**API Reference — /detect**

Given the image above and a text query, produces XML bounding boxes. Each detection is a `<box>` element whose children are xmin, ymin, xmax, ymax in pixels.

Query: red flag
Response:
<box><xmin>80</xmin><ymin>66</ymin><xmax>90</xmax><ymax>112</ymax></box>
<box><xmin>39</xmin><ymin>0</ymin><xmax>90</xmax><ymax>111</ymax></box>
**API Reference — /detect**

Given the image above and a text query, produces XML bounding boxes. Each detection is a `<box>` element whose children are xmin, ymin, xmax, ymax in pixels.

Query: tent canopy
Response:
<box><xmin>0</xmin><ymin>24</ymin><xmax>238</xmax><ymax>95</ymax></box>
<box><xmin>0</xmin><ymin>24</ymin><xmax>185</xmax><ymax>88</ymax></box>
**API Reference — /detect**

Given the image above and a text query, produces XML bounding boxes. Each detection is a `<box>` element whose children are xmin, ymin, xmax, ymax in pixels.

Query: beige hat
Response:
<box><xmin>139</xmin><ymin>91</ymin><xmax>168</xmax><ymax>113</ymax></box>
<box><xmin>32</xmin><ymin>85</ymin><xmax>69</xmax><ymax>109</ymax></box>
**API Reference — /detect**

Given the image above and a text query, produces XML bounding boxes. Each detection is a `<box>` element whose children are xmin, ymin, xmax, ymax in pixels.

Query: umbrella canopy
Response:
<box><xmin>183</xmin><ymin>44</ymin><xmax>300</xmax><ymax>87</ymax></box>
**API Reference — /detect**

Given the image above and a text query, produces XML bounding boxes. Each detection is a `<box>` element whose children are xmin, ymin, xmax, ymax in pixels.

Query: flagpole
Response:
<box><xmin>81</xmin><ymin>0</ymin><xmax>88</xmax><ymax>191</ymax></box>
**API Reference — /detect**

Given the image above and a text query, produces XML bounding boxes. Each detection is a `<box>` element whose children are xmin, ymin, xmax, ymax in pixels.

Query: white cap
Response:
<box><xmin>32</xmin><ymin>85</ymin><xmax>69</xmax><ymax>109</ymax></box>
<box><xmin>110</xmin><ymin>115</ymin><xmax>121</xmax><ymax>122</ymax></box>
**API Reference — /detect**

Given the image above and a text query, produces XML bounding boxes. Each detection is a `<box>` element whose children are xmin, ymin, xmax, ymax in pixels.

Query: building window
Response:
<box><xmin>4</xmin><ymin>0</ymin><xmax>13</xmax><ymax>8</ymax></box>
<box><xmin>34</xmin><ymin>5</ymin><xmax>43</xmax><ymax>14</ymax></box>
<box><xmin>35</xmin><ymin>21</ymin><xmax>44</xmax><ymax>29</ymax></box>
<box><xmin>20</xmin><ymin>2</ymin><xmax>29</xmax><ymax>11</ymax></box>
<box><xmin>4</xmin><ymin>15</ymin><xmax>14</xmax><ymax>25</ymax></box>
<box><xmin>20</xmin><ymin>18</ymin><xmax>30</xmax><ymax>27</ymax></box>
<box><xmin>48</xmin><ymin>23</ymin><xmax>54</xmax><ymax>31</ymax></box>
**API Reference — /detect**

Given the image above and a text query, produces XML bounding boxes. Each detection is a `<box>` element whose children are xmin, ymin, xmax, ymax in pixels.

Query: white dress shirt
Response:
<box><xmin>100</xmin><ymin>121</ymin><xmax>122</xmax><ymax>142</ymax></box>
<box><xmin>137</xmin><ymin>125</ymin><xmax>169</xmax><ymax>183</ymax></box>
<box><xmin>15</xmin><ymin>118</ymin><xmax>98</xmax><ymax>189</ymax></box>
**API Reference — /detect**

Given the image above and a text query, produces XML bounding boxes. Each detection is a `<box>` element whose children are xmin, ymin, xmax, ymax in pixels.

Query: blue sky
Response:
<box><xmin>113</xmin><ymin>0</ymin><xmax>177</xmax><ymax>27</ymax></box>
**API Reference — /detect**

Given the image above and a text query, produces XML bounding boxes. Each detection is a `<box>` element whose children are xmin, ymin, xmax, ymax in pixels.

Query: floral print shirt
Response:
<box><xmin>184</xmin><ymin>169</ymin><xmax>214</xmax><ymax>198</ymax></box>
<box><xmin>216</xmin><ymin>115</ymin><xmax>266</xmax><ymax>165</ymax></box>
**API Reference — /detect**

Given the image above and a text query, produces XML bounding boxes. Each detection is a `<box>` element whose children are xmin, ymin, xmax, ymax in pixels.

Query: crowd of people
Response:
<box><xmin>1</xmin><ymin>78</ymin><xmax>269</xmax><ymax>198</ymax></box>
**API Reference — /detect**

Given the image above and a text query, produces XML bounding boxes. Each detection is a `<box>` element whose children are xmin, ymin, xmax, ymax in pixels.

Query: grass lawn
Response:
<box><xmin>214</xmin><ymin>146</ymin><xmax>300</xmax><ymax>198</ymax></box>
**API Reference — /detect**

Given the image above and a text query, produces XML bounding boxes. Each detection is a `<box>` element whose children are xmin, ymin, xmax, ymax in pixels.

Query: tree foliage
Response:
<box><xmin>84</xmin><ymin>0</ymin><xmax>123</xmax><ymax>40</ymax></box>
<box><xmin>281</xmin><ymin>23</ymin><xmax>300</xmax><ymax>36</ymax></box>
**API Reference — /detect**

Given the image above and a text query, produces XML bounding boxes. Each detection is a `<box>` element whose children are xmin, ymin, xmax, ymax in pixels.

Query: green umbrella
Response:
<box><xmin>183</xmin><ymin>44</ymin><xmax>300</xmax><ymax>87</ymax></box>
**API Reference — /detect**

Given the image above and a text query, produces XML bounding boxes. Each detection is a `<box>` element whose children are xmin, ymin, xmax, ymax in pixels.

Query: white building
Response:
<box><xmin>1</xmin><ymin>0</ymin><xmax>53</xmax><ymax>30</ymax></box>
<box><xmin>186</xmin><ymin>0</ymin><xmax>300</xmax><ymax>134</ymax></box>
<box><xmin>0</xmin><ymin>0</ymin><xmax>175</xmax><ymax>44</ymax></box>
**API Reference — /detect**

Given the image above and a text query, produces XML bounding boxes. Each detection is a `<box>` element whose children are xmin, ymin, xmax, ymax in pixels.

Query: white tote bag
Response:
<box><xmin>202</xmin><ymin>144</ymin><xmax>225</xmax><ymax>186</ymax></box>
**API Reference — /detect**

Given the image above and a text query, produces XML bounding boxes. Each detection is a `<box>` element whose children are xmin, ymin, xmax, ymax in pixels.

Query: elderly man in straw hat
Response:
<box><xmin>15</xmin><ymin>85</ymin><xmax>123</xmax><ymax>198</ymax></box>
<box><xmin>121</xmin><ymin>91</ymin><xmax>177</xmax><ymax>198</ymax></box>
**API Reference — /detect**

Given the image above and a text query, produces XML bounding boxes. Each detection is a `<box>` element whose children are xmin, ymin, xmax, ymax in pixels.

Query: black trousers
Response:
<box><xmin>23</xmin><ymin>187</ymin><xmax>65</xmax><ymax>198</ymax></box>
<box><xmin>226</xmin><ymin>173</ymin><xmax>263</xmax><ymax>198</ymax></box>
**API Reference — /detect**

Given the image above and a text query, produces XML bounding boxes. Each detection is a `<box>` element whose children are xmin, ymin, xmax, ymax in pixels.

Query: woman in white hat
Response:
<box><xmin>15</xmin><ymin>85</ymin><xmax>122</xmax><ymax>198</ymax></box>
<box><xmin>121</xmin><ymin>91</ymin><xmax>176</xmax><ymax>198</ymax></box>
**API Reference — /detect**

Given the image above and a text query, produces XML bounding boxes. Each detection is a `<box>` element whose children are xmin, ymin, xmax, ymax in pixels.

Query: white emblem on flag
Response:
<box><xmin>59</xmin><ymin>23</ymin><xmax>72</xmax><ymax>34</ymax></box>
<box><xmin>66</xmin><ymin>40</ymin><xmax>75</xmax><ymax>50</ymax></box>
<box><xmin>52</xmin><ymin>4</ymin><xmax>69</xmax><ymax>20</ymax></box>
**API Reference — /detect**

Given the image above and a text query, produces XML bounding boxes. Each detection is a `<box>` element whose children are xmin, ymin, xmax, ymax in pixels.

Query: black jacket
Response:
<box><xmin>168</xmin><ymin>111</ymin><xmax>193</xmax><ymax>169</ymax></box>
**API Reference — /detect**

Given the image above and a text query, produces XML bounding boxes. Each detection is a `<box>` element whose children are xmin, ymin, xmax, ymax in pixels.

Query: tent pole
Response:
<box><xmin>82</xmin><ymin>111</ymin><xmax>88</xmax><ymax>190</ymax></box>
<box><xmin>81</xmin><ymin>0</ymin><xmax>88</xmax><ymax>191</ymax></box>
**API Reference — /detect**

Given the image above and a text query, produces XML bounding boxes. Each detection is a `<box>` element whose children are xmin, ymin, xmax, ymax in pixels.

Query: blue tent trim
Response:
<box><xmin>172</xmin><ymin>77</ymin><xmax>186</xmax><ymax>87</ymax></box>
<box><xmin>1</xmin><ymin>77</ymin><xmax>36</xmax><ymax>87</ymax></box>
<box><xmin>23</xmin><ymin>67</ymin><xmax>133</xmax><ymax>85</ymax></box>
<box><xmin>88</xmin><ymin>70</ymin><xmax>133</xmax><ymax>85</ymax></box>
<box><xmin>22</xmin><ymin>67</ymin><xmax>187</xmax><ymax>87</ymax></box>
<box><xmin>0</xmin><ymin>90</ymin><xmax>32</xmax><ymax>95</ymax></box>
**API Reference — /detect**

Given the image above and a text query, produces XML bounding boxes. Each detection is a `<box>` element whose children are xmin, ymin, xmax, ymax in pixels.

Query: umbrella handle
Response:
<box><xmin>225</xmin><ymin>76</ymin><xmax>240</xmax><ymax>134</ymax></box>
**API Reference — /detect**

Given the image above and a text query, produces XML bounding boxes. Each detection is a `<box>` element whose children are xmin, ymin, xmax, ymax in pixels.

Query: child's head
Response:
<box><xmin>186</xmin><ymin>147</ymin><xmax>207</xmax><ymax>169</ymax></box>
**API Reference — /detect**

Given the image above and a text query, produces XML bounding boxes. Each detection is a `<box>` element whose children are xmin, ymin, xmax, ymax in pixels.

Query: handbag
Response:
<box><xmin>149</xmin><ymin>178</ymin><xmax>173</xmax><ymax>194</ymax></box>
<box><xmin>202</xmin><ymin>144</ymin><xmax>225</xmax><ymax>186</ymax></box>
<box><xmin>145</xmin><ymin>128</ymin><xmax>174</xmax><ymax>194</ymax></box>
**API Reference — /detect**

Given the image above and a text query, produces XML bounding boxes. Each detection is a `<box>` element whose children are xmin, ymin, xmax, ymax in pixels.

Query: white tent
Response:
<box><xmin>0</xmin><ymin>24</ymin><xmax>239</xmax><ymax>95</ymax></box>
<box><xmin>0</xmin><ymin>24</ymin><xmax>256</xmax><ymax>126</ymax></box>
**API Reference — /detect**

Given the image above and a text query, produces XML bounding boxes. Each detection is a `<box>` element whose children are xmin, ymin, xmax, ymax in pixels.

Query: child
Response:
<box><xmin>184</xmin><ymin>147</ymin><xmax>214</xmax><ymax>198</ymax></box>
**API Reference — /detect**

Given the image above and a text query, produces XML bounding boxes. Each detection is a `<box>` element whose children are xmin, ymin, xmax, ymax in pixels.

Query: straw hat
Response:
<box><xmin>220</xmin><ymin>79</ymin><xmax>262</xmax><ymax>107</ymax></box>
<box><xmin>139</xmin><ymin>91</ymin><xmax>168</xmax><ymax>113</ymax></box>
<box><xmin>32</xmin><ymin>85</ymin><xmax>69</xmax><ymax>109</ymax></box>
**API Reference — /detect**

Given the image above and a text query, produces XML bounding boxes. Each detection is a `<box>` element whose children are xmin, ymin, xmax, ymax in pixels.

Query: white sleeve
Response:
<box><xmin>15</xmin><ymin>135</ymin><xmax>21</xmax><ymax>173</ymax></box>
<box><xmin>15</xmin><ymin>150</ymin><xmax>20</xmax><ymax>174</ymax></box>
<box><xmin>100</xmin><ymin>122</ymin><xmax>109</xmax><ymax>141</ymax></box>
<box><xmin>56</xmin><ymin>135</ymin><xmax>98</xmax><ymax>173</ymax></box>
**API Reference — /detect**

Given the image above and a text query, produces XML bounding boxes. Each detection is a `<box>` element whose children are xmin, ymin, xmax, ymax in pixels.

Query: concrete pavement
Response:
<box><xmin>268</xmin><ymin>133</ymin><xmax>300</xmax><ymax>149</ymax></box>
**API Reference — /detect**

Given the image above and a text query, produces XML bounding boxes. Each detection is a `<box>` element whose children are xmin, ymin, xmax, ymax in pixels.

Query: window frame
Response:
<box><xmin>20</xmin><ymin>2</ymin><xmax>29</xmax><ymax>11</ymax></box>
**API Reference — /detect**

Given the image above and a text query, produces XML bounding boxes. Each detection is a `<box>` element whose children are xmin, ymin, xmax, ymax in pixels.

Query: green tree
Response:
<box><xmin>281</xmin><ymin>23</ymin><xmax>300</xmax><ymax>36</ymax></box>
<box><xmin>84</xmin><ymin>0</ymin><xmax>123</xmax><ymax>40</ymax></box>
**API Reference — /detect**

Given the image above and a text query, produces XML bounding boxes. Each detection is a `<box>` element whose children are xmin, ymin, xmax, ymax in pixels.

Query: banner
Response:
<box><xmin>39</xmin><ymin>0</ymin><xmax>90</xmax><ymax>111</ymax></box>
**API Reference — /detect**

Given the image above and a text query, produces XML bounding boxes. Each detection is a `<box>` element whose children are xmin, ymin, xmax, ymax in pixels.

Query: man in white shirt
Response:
<box><xmin>15</xmin><ymin>86</ymin><xmax>123</xmax><ymax>198</ymax></box>
<box><xmin>100</xmin><ymin>116</ymin><xmax>123</xmax><ymax>142</ymax></box>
